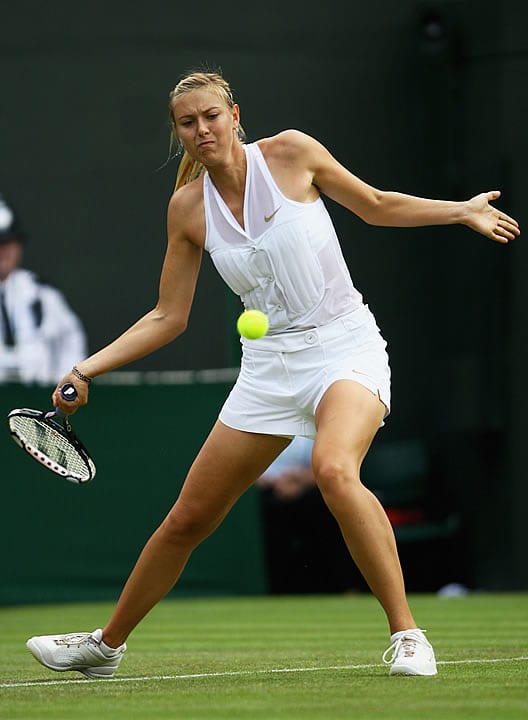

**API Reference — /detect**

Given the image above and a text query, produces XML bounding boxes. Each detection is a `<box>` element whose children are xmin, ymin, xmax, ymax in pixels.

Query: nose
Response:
<box><xmin>197</xmin><ymin>119</ymin><xmax>210</xmax><ymax>136</ymax></box>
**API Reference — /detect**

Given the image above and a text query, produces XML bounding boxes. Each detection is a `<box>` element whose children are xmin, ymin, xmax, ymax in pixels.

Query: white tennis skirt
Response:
<box><xmin>219</xmin><ymin>303</ymin><xmax>391</xmax><ymax>438</ymax></box>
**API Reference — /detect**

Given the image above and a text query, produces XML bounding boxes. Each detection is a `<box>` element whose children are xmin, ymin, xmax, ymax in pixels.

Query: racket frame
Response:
<box><xmin>7</xmin><ymin>406</ymin><xmax>96</xmax><ymax>484</ymax></box>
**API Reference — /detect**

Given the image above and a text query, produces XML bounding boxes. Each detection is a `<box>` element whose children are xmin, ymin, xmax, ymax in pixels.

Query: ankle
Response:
<box><xmin>389</xmin><ymin>618</ymin><xmax>417</xmax><ymax>635</ymax></box>
<box><xmin>101</xmin><ymin>629</ymin><xmax>127</xmax><ymax>650</ymax></box>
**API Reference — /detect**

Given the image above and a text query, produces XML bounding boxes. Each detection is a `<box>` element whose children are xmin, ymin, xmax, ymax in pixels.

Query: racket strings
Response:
<box><xmin>9</xmin><ymin>415</ymin><xmax>90</xmax><ymax>481</ymax></box>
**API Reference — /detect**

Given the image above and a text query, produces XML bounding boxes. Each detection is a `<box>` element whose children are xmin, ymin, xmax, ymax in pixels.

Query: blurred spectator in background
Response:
<box><xmin>257</xmin><ymin>436</ymin><xmax>316</xmax><ymax>501</ymax></box>
<box><xmin>258</xmin><ymin>436</ymin><xmax>365</xmax><ymax>594</ymax></box>
<box><xmin>0</xmin><ymin>194</ymin><xmax>87</xmax><ymax>384</ymax></box>
<box><xmin>258</xmin><ymin>436</ymin><xmax>467</xmax><ymax>594</ymax></box>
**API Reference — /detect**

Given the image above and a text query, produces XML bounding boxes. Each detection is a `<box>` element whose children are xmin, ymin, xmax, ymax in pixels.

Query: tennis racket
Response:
<box><xmin>7</xmin><ymin>383</ymin><xmax>96</xmax><ymax>484</ymax></box>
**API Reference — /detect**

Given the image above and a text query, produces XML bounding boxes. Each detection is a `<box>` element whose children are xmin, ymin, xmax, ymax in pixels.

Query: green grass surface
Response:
<box><xmin>0</xmin><ymin>594</ymin><xmax>527</xmax><ymax>719</ymax></box>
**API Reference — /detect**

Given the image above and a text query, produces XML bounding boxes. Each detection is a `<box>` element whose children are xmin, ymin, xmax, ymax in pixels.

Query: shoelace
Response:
<box><xmin>54</xmin><ymin>632</ymin><xmax>97</xmax><ymax>648</ymax></box>
<box><xmin>382</xmin><ymin>630</ymin><xmax>427</xmax><ymax>665</ymax></box>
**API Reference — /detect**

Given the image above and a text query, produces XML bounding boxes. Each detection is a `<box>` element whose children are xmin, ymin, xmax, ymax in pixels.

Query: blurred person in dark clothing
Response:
<box><xmin>0</xmin><ymin>194</ymin><xmax>87</xmax><ymax>384</ymax></box>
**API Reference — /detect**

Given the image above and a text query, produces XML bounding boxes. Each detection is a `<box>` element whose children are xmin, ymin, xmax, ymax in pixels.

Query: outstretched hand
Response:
<box><xmin>465</xmin><ymin>191</ymin><xmax>520</xmax><ymax>243</ymax></box>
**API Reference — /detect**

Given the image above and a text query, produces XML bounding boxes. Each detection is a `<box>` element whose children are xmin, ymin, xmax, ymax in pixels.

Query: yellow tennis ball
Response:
<box><xmin>237</xmin><ymin>309</ymin><xmax>269</xmax><ymax>339</ymax></box>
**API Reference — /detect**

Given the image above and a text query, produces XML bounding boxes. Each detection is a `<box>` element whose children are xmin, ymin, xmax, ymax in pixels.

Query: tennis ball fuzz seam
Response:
<box><xmin>237</xmin><ymin>310</ymin><xmax>269</xmax><ymax>339</ymax></box>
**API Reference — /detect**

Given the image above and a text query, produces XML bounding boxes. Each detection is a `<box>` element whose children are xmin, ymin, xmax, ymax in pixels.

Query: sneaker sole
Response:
<box><xmin>389</xmin><ymin>664</ymin><xmax>438</xmax><ymax>676</ymax></box>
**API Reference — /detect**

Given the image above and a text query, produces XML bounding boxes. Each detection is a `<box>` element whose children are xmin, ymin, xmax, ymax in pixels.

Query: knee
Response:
<box><xmin>313</xmin><ymin>455</ymin><xmax>360</xmax><ymax>504</ymax></box>
<box><xmin>158</xmin><ymin>503</ymin><xmax>221</xmax><ymax>549</ymax></box>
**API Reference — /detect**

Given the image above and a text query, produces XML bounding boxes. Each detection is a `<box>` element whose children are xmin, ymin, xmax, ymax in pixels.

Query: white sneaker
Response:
<box><xmin>382</xmin><ymin>628</ymin><xmax>437</xmax><ymax>676</ymax></box>
<box><xmin>26</xmin><ymin>629</ymin><xmax>126</xmax><ymax>678</ymax></box>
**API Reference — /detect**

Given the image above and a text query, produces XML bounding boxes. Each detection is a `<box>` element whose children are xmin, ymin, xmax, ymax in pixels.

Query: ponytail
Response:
<box><xmin>174</xmin><ymin>151</ymin><xmax>204</xmax><ymax>191</ymax></box>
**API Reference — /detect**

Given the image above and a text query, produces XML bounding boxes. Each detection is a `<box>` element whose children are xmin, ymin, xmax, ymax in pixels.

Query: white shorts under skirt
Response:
<box><xmin>219</xmin><ymin>304</ymin><xmax>391</xmax><ymax>438</ymax></box>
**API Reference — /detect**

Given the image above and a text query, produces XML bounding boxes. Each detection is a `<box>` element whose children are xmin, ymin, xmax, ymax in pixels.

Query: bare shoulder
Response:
<box><xmin>257</xmin><ymin>130</ymin><xmax>330</xmax><ymax>202</ymax></box>
<box><xmin>258</xmin><ymin>129</ymin><xmax>322</xmax><ymax>166</ymax></box>
<box><xmin>168</xmin><ymin>177</ymin><xmax>203</xmax><ymax>217</ymax></box>
<box><xmin>167</xmin><ymin>177</ymin><xmax>206</xmax><ymax>248</ymax></box>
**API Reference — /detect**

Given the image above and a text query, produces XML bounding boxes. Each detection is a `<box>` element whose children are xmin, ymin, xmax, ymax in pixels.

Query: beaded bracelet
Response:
<box><xmin>72</xmin><ymin>365</ymin><xmax>93</xmax><ymax>385</ymax></box>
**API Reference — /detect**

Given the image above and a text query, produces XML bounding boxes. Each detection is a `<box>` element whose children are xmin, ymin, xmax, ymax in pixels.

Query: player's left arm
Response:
<box><xmin>290</xmin><ymin>130</ymin><xmax>520</xmax><ymax>243</ymax></box>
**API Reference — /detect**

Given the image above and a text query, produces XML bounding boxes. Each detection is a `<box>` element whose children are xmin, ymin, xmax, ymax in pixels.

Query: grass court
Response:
<box><xmin>0</xmin><ymin>593</ymin><xmax>527</xmax><ymax>719</ymax></box>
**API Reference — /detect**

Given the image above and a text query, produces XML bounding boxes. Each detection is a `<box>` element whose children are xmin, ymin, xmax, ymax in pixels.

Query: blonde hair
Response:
<box><xmin>168</xmin><ymin>71</ymin><xmax>246</xmax><ymax>191</ymax></box>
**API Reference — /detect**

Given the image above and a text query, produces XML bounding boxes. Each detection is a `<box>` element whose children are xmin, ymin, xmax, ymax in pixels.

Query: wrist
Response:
<box><xmin>457</xmin><ymin>199</ymin><xmax>472</xmax><ymax>226</ymax></box>
<box><xmin>72</xmin><ymin>365</ymin><xmax>93</xmax><ymax>385</ymax></box>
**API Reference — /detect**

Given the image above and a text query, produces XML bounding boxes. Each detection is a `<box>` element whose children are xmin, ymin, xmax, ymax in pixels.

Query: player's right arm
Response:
<box><xmin>52</xmin><ymin>183</ymin><xmax>204</xmax><ymax>410</ymax></box>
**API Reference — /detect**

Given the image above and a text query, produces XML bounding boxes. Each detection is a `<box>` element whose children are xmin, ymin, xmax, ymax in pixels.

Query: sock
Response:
<box><xmin>100</xmin><ymin>638</ymin><xmax>124</xmax><ymax>656</ymax></box>
<box><xmin>391</xmin><ymin>628</ymin><xmax>423</xmax><ymax>642</ymax></box>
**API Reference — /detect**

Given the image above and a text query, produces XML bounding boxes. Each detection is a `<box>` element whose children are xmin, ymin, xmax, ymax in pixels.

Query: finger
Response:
<box><xmin>486</xmin><ymin>190</ymin><xmax>501</xmax><ymax>202</ymax></box>
<box><xmin>492</xmin><ymin>222</ymin><xmax>517</xmax><ymax>242</ymax></box>
<box><xmin>491</xmin><ymin>231</ymin><xmax>509</xmax><ymax>244</ymax></box>
<box><xmin>495</xmin><ymin>221</ymin><xmax>515</xmax><ymax>237</ymax></box>
<box><xmin>57</xmin><ymin>397</ymin><xmax>80</xmax><ymax>415</ymax></box>
<box><xmin>498</xmin><ymin>213</ymin><xmax>520</xmax><ymax>229</ymax></box>
<box><xmin>497</xmin><ymin>219</ymin><xmax>520</xmax><ymax>237</ymax></box>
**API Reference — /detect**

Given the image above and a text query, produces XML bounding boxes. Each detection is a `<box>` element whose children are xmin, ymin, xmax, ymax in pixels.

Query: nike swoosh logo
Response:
<box><xmin>264</xmin><ymin>206</ymin><xmax>281</xmax><ymax>223</ymax></box>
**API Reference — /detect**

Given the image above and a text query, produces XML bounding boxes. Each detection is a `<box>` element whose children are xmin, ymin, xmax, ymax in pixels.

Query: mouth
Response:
<box><xmin>198</xmin><ymin>140</ymin><xmax>214</xmax><ymax>149</ymax></box>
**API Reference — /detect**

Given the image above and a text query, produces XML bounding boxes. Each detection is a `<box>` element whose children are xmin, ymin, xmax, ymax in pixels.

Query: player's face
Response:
<box><xmin>0</xmin><ymin>241</ymin><xmax>22</xmax><ymax>281</ymax></box>
<box><xmin>171</xmin><ymin>88</ymin><xmax>240</xmax><ymax>164</ymax></box>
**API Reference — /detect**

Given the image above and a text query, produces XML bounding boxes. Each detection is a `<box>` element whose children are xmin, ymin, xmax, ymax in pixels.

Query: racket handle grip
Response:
<box><xmin>54</xmin><ymin>382</ymin><xmax>78</xmax><ymax>417</ymax></box>
<box><xmin>60</xmin><ymin>383</ymin><xmax>78</xmax><ymax>402</ymax></box>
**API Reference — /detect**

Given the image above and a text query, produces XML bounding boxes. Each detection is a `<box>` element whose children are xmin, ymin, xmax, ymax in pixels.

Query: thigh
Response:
<box><xmin>172</xmin><ymin>421</ymin><xmax>291</xmax><ymax>523</ymax></box>
<box><xmin>313</xmin><ymin>380</ymin><xmax>386</xmax><ymax>474</ymax></box>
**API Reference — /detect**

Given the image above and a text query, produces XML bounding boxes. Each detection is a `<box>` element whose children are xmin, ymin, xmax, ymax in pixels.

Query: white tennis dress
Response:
<box><xmin>203</xmin><ymin>142</ymin><xmax>391</xmax><ymax>437</ymax></box>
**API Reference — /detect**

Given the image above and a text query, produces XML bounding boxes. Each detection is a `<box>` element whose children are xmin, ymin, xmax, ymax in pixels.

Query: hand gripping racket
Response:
<box><xmin>7</xmin><ymin>383</ymin><xmax>96</xmax><ymax>484</ymax></box>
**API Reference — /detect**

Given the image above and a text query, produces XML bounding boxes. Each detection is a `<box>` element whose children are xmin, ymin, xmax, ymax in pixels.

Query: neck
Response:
<box><xmin>207</xmin><ymin>141</ymin><xmax>247</xmax><ymax>195</ymax></box>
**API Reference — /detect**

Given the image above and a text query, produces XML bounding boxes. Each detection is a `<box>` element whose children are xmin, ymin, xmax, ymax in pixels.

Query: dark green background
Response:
<box><xmin>2</xmin><ymin>383</ymin><xmax>267</xmax><ymax>604</ymax></box>
<box><xmin>1</xmin><ymin>0</ymin><xmax>527</xmax><ymax>597</ymax></box>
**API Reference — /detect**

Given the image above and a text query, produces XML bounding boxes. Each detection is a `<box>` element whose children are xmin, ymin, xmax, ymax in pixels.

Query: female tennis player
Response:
<box><xmin>27</xmin><ymin>70</ymin><xmax>520</xmax><ymax>678</ymax></box>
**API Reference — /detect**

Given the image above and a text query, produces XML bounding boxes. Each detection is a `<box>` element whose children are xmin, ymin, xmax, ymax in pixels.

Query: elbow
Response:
<box><xmin>361</xmin><ymin>190</ymin><xmax>385</xmax><ymax>226</ymax></box>
<box><xmin>152</xmin><ymin>306</ymin><xmax>189</xmax><ymax>342</ymax></box>
<box><xmin>173</xmin><ymin>317</ymin><xmax>188</xmax><ymax>337</ymax></box>
<box><xmin>166</xmin><ymin>315</ymin><xmax>188</xmax><ymax>341</ymax></box>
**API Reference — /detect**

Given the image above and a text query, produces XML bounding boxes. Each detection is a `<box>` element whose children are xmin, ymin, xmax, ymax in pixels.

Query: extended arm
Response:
<box><xmin>282</xmin><ymin>130</ymin><xmax>520</xmax><ymax>244</ymax></box>
<box><xmin>52</xmin><ymin>190</ymin><xmax>203</xmax><ymax>411</ymax></box>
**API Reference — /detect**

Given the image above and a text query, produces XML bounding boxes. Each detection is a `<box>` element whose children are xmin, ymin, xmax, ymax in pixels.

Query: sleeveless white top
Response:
<box><xmin>203</xmin><ymin>142</ymin><xmax>363</xmax><ymax>334</ymax></box>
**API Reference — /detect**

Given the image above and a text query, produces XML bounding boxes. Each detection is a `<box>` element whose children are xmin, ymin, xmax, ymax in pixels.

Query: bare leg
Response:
<box><xmin>313</xmin><ymin>381</ymin><xmax>416</xmax><ymax>634</ymax></box>
<box><xmin>102</xmin><ymin>423</ymin><xmax>290</xmax><ymax>648</ymax></box>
